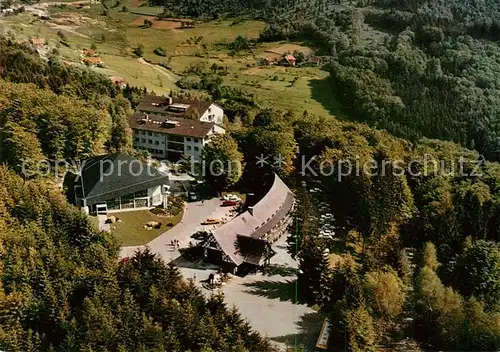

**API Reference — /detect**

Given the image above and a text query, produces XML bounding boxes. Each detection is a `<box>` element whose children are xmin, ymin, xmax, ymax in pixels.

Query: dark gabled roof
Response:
<box><xmin>136</xmin><ymin>95</ymin><xmax>212</xmax><ymax>117</ymax></box>
<box><xmin>76</xmin><ymin>153</ymin><xmax>169</xmax><ymax>206</ymax></box>
<box><xmin>129</xmin><ymin>112</ymin><xmax>216</xmax><ymax>138</ymax></box>
<box><xmin>251</xmin><ymin>191</ymin><xmax>294</xmax><ymax>239</ymax></box>
<box><xmin>211</xmin><ymin>173</ymin><xmax>294</xmax><ymax>266</ymax></box>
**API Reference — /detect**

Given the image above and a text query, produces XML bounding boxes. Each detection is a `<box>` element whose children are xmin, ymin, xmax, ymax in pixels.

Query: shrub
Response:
<box><xmin>153</xmin><ymin>46</ymin><xmax>166</xmax><ymax>57</ymax></box>
<box><xmin>133</xmin><ymin>44</ymin><xmax>144</xmax><ymax>57</ymax></box>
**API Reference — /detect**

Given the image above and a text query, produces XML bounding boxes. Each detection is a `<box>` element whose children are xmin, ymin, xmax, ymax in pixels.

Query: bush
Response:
<box><xmin>153</xmin><ymin>46</ymin><xmax>166</xmax><ymax>57</ymax></box>
<box><xmin>176</xmin><ymin>76</ymin><xmax>201</xmax><ymax>89</ymax></box>
<box><xmin>133</xmin><ymin>44</ymin><xmax>144</xmax><ymax>57</ymax></box>
<box><xmin>168</xmin><ymin>196</ymin><xmax>185</xmax><ymax>216</ymax></box>
<box><xmin>57</xmin><ymin>30</ymin><xmax>67</xmax><ymax>41</ymax></box>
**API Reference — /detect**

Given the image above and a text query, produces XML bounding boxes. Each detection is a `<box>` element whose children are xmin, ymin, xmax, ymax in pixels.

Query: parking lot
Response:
<box><xmin>120</xmin><ymin>197</ymin><xmax>239</xmax><ymax>261</ymax></box>
<box><xmin>120</xmin><ymin>192</ymin><xmax>324</xmax><ymax>351</ymax></box>
<box><xmin>305</xmin><ymin>181</ymin><xmax>338</xmax><ymax>240</ymax></box>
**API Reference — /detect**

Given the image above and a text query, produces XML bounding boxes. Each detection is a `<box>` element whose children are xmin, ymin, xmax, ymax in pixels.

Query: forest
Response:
<box><xmin>0</xmin><ymin>38</ymin><xmax>276</xmax><ymax>351</ymax></box>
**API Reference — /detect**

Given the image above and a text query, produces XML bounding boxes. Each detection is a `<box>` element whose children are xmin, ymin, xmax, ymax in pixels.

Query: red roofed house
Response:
<box><xmin>83</xmin><ymin>56</ymin><xmax>104</xmax><ymax>67</ymax></box>
<box><xmin>109</xmin><ymin>76</ymin><xmax>126</xmax><ymax>88</ymax></box>
<box><xmin>82</xmin><ymin>48</ymin><xmax>98</xmax><ymax>57</ymax></box>
<box><xmin>280</xmin><ymin>54</ymin><xmax>296</xmax><ymax>66</ymax></box>
<box><xmin>30</xmin><ymin>38</ymin><xmax>46</xmax><ymax>48</ymax></box>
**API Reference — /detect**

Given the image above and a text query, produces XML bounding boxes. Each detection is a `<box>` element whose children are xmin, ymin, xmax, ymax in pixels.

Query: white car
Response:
<box><xmin>223</xmin><ymin>194</ymin><xmax>241</xmax><ymax>202</ymax></box>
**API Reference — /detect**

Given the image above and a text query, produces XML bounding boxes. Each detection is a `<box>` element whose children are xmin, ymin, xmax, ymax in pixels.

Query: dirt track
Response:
<box><xmin>137</xmin><ymin>57</ymin><xmax>179</xmax><ymax>81</ymax></box>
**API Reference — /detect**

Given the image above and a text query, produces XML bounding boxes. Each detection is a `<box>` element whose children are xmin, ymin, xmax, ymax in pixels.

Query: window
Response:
<box><xmin>134</xmin><ymin>189</ymin><xmax>148</xmax><ymax>198</ymax></box>
<box><xmin>147</xmin><ymin>131</ymin><xmax>152</xmax><ymax>136</ymax></box>
<box><xmin>135</xmin><ymin>137</ymin><xmax>139</xmax><ymax>142</ymax></box>
<box><xmin>168</xmin><ymin>134</ymin><xmax>184</xmax><ymax>143</ymax></box>
<box><xmin>194</xmin><ymin>146</ymin><xmax>199</xmax><ymax>152</ymax></box>
<box><xmin>187</xmin><ymin>145</ymin><xmax>192</xmax><ymax>150</ymax></box>
<box><xmin>141</xmin><ymin>138</ymin><xmax>146</xmax><ymax>143</ymax></box>
<box><xmin>155</xmin><ymin>140</ymin><xmax>159</xmax><ymax>145</ymax></box>
<box><xmin>186</xmin><ymin>137</ymin><xmax>192</xmax><ymax>142</ymax></box>
<box><xmin>148</xmin><ymin>139</ymin><xmax>153</xmax><ymax>144</ymax></box>
<box><xmin>161</xmin><ymin>141</ymin><xmax>165</xmax><ymax>144</ymax></box>
<box><xmin>193</xmin><ymin>138</ymin><xmax>199</xmax><ymax>143</ymax></box>
<box><xmin>168</xmin><ymin>142</ymin><xmax>184</xmax><ymax>152</ymax></box>
<box><xmin>121</xmin><ymin>193</ymin><xmax>135</xmax><ymax>209</ymax></box>
<box><xmin>106</xmin><ymin>198</ymin><xmax>120</xmax><ymax>210</ymax></box>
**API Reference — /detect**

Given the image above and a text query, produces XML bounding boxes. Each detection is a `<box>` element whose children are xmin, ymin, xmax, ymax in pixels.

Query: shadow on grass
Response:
<box><xmin>271</xmin><ymin>311</ymin><xmax>327</xmax><ymax>351</ymax></box>
<box><xmin>308</xmin><ymin>75</ymin><xmax>346</xmax><ymax>119</ymax></box>
<box><xmin>261</xmin><ymin>264</ymin><xmax>297</xmax><ymax>277</ymax></box>
<box><xmin>243</xmin><ymin>278</ymin><xmax>305</xmax><ymax>303</ymax></box>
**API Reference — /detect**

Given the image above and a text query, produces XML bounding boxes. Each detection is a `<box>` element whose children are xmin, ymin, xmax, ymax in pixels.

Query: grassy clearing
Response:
<box><xmin>129</xmin><ymin>6</ymin><xmax>164</xmax><ymax>16</ymax></box>
<box><xmin>96</xmin><ymin>54</ymin><xmax>179</xmax><ymax>94</ymax></box>
<box><xmin>110</xmin><ymin>208</ymin><xmax>184</xmax><ymax>246</ymax></box>
<box><xmin>224</xmin><ymin>64</ymin><xmax>342</xmax><ymax>117</ymax></box>
<box><xmin>125</xmin><ymin>19</ymin><xmax>266</xmax><ymax>64</ymax></box>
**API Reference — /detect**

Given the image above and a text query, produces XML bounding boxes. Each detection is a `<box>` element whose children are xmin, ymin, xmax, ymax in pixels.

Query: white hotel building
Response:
<box><xmin>129</xmin><ymin>95</ymin><xmax>225</xmax><ymax>161</ymax></box>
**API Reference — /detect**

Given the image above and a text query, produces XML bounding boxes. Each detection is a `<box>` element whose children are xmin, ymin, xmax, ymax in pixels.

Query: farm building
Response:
<box><xmin>280</xmin><ymin>54</ymin><xmax>296</xmax><ymax>66</ymax></box>
<box><xmin>82</xmin><ymin>48</ymin><xmax>98</xmax><ymax>57</ymax></box>
<box><xmin>201</xmin><ymin>173</ymin><xmax>295</xmax><ymax>274</ymax></box>
<box><xmin>83</xmin><ymin>56</ymin><xmax>104</xmax><ymax>67</ymax></box>
<box><xmin>109</xmin><ymin>76</ymin><xmax>126</xmax><ymax>88</ymax></box>
<box><xmin>30</xmin><ymin>38</ymin><xmax>45</xmax><ymax>48</ymax></box>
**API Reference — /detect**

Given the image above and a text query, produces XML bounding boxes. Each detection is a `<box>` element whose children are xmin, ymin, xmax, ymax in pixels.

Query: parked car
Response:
<box><xmin>222</xmin><ymin>194</ymin><xmax>241</xmax><ymax>202</ymax></box>
<box><xmin>222</xmin><ymin>200</ymin><xmax>239</xmax><ymax>207</ymax></box>
<box><xmin>201</xmin><ymin>218</ymin><xmax>222</xmax><ymax>225</ymax></box>
<box><xmin>189</xmin><ymin>192</ymin><xmax>198</xmax><ymax>201</ymax></box>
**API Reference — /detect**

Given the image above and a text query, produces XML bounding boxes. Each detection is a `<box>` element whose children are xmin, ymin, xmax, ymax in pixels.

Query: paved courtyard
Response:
<box><xmin>120</xmin><ymin>197</ymin><xmax>235</xmax><ymax>261</ymax></box>
<box><xmin>119</xmin><ymin>200</ymin><xmax>322</xmax><ymax>352</ymax></box>
<box><xmin>218</xmin><ymin>235</ymin><xmax>323</xmax><ymax>352</ymax></box>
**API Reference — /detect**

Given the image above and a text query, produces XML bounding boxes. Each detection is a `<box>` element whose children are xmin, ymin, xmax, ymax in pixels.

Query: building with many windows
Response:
<box><xmin>65</xmin><ymin>153</ymin><xmax>171</xmax><ymax>213</ymax></box>
<box><xmin>129</xmin><ymin>95</ymin><xmax>225</xmax><ymax>161</ymax></box>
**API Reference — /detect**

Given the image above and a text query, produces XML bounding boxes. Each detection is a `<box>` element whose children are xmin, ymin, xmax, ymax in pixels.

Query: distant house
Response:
<box><xmin>280</xmin><ymin>54</ymin><xmax>296</xmax><ymax>66</ymax></box>
<box><xmin>66</xmin><ymin>153</ymin><xmax>171</xmax><ymax>213</ymax></box>
<box><xmin>82</xmin><ymin>48</ymin><xmax>98</xmax><ymax>57</ymax></box>
<box><xmin>30</xmin><ymin>38</ymin><xmax>45</xmax><ymax>48</ymax></box>
<box><xmin>201</xmin><ymin>173</ymin><xmax>295</xmax><ymax>274</ymax></box>
<box><xmin>83</xmin><ymin>56</ymin><xmax>104</xmax><ymax>67</ymax></box>
<box><xmin>109</xmin><ymin>76</ymin><xmax>126</xmax><ymax>88</ymax></box>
